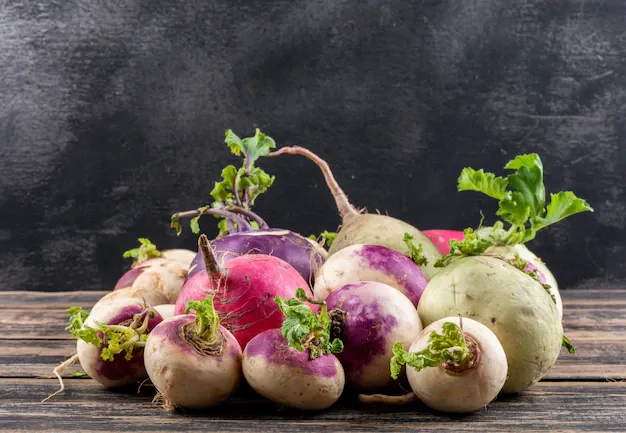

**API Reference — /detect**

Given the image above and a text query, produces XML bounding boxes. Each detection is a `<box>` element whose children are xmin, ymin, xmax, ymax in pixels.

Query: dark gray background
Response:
<box><xmin>0</xmin><ymin>1</ymin><xmax>623</xmax><ymax>292</ymax></box>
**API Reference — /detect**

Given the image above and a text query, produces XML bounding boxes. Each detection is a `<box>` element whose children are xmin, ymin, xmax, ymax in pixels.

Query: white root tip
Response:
<box><xmin>40</xmin><ymin>354</ymin><xmax>80</xmax><ymax>403</ymax></box>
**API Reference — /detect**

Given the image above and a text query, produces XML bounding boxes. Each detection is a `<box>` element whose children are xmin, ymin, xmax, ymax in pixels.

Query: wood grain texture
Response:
<box><xmin>1</xmin><ymin>380</ymin><xmax>625</xmax><ymax>432</ymax></box>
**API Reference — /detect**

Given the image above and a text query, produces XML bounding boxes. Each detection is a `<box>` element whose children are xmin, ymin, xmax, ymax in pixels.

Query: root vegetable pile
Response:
<box><xmin>43</xmin><ymin>129</ymin><xmax>592</xmax><ymax>415</ymax></box>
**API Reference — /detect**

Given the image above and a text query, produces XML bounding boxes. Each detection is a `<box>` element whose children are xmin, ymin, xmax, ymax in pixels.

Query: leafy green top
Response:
<box><xmin>390</xmin><ymin>321</ymin><xmax>470</xmax><ymax>380</ymax></box>
<box><xmin>184</xmin><ymin>295</ymin><xmax>221</xmax><ymax>343</ymax></box>
<box><xmin>171</xmin><ymin>129</ymin><xmax>276</xmax><ymax>237</ymax></box>
<box><xmin>122</xmin><ymin>238</ymin><xmax>163</xmax><ymax>264</ymax></box>
<box><xmin>275</xmin><ymin>288</ymin><xmax>344</xmax><ymax>360</ymax></box>
<box><xmin>457</xmin><ymin>153</ymin><xmax>592</xmax><ymax>246</ymax></box>
<box><xmin>66</xmin><ymin>306</ymin><xmax>152</xmax><ymax>361</ymax></box>
<box><xmin>403</xmin><ymin>233</ymin><xmax>429</xmax><ymax>266</ymax></box>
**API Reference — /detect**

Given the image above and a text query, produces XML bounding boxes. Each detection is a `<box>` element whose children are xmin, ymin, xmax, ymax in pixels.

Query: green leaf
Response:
<box><xmin>308</xmin><ymin>230</ymin><xmax>337</xmax><ymax>248</ymax></box>
<box><xmin>210</xmin><ymin>165</ymin><xmax>238</xmax><ymax>204</ymax></box>
<box><xmin>225</xmin><ymin>128</ymin><xmax>276</xmax><ymax>169</ymax></box>
<box><xmin>170</xmin><ymin>216</ymin><xmax>183</xmax><ymax>237</ymax></box>
<box><xmin>330</xmin><ymin>338</ymin><xmax>344</xmax><ymax>354</ymax></box>
<box><xmin>70</xmin><ymin>371</ymin><xmax>89</xmax><ymax>378</ymax></box>
<box><xmin>457</xmin><ymin>168</ymin><xmax>508</xmax><ymax>200</ymax></box>
<box><xmin>389</xmin><ymin>321</ymin><xmax>470</xmax><ymax>380</ymax></box>
<box><xmin>534</xmin><ymin>191</ymin><xmax>594</xmax><ymax>231</ymax></box>
<box><xmin>562</xmin><ymin>335</ymin><xmax>575</xmax><ymax>354</ymax></box>
<box><xmin>190</xmin><ymin>215</ymin><xmax>202</xmax><ymax>235</ymax></box>
<box><xmin>185</xmin><ymin>295</ymin><xmax>221</xmax><ymax>342</ymax></box>
<box><xmin>122</xmin><ymin>238</ymin><xmax>163</xmax><ymax>264</ymax></box>
<box><xmin>403</xmin><ymin>233</ymin><xmax>429</xmax><ymax>266</ymax></box>
<box><xmin>435</xmin><ymin>228</ymin><xmax>494</xmax><ymax>267</ymax></box>
<box><xmin>65</xmin><ymin>307</ymin><xmax>102</xmax><ymax>347</ymax></box>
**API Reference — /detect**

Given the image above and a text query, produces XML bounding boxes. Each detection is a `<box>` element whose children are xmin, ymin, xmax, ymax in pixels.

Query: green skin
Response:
<box><xmin>328</xmin><ymin>214</ymin><xmax>442</xmax><ymax>280</ymax></box>
<box><xmin>417</xmin><ymin>255</ymin><xmax>563</xmax><ymax>393</ymax></box>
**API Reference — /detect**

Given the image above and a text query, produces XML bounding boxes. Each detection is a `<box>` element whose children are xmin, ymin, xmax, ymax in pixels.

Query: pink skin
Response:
<box><xmin>242</xmin><ymin>329</ymin><xmax>345</xmax><ymax>410</ymax></box>
<box><xmin>144</xmin><ymin>315</ymin><xmax>243</xmax><ymax>409</ymax></box>
<box><xmin>175</xmin><ymin>254</ymin><xmax>316</xmax><ymax>349</ymax></box>
<box><xmin>422</xmin><ymin>229</ymin><xmax>465</xmax><ymax>255</ymax></box>
<box><xmin>324</xmin><ymin>281</ymin><xmax>423</xmax><ymax>392</ymax></box>
<box><xmin>78</xmin><ymin>298</ymin><xmax>163</xmax><ymax>388</ymax></box>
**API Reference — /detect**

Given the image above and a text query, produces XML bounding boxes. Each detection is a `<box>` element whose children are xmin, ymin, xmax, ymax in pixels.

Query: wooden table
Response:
<box><xmin>1</xmin><ymin>289</ymin><xmax>625</xmax><ymax>432</ymax></box>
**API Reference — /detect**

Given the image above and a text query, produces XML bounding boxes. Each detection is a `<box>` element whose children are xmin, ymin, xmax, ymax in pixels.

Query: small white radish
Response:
<box><xmin>242</xmin><ymin>289</ymin><xmax>345</xmax><ymax>410</ymax></box>
<box><xmin>152</xmin><ymin>304</ymin><xmax>175</xmax><ymax>319</ymax></box>
<box><xmin>390</xmin><ymin>316</ymin><xmax>507</xmax><ymax>413</ymax></box>
<box><xmin>92</xmin><ymin>286</ymin><xmax>169</xmax><ymax>312</ymax></box>
<box><xmin>144</xmin><ymin>295</ymin><xmax>242</xmax><ymax>410</ymax></box>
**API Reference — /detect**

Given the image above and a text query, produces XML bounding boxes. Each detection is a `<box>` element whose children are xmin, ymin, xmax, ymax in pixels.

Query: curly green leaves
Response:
<box><xmin>122</xmin><ymin>238</ymin><xmax>163</xmax><ymax>264</ymax></box>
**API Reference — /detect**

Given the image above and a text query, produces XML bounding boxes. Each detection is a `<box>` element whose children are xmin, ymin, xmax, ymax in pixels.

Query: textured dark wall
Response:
<box><xmin>0</xmin><ymin>1</ymin><xmax>624</xmax><ymax>292</ymax></box>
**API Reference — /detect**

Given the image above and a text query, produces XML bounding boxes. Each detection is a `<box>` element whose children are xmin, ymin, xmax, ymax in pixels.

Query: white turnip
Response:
<box><xmin>242</xmin><ymin>290</ymin><xmax>345</xmax><ymax>410</ymax></box>
<box><xmin>389</xmin><ymin>316</ymin><xmax>507</xmax><ymax>413</ymax></box>
<box><xmin>267</xmin><ymin>146</ymin><xmax>442</xmax><ymax>279</ymax></box>
<box><xmin>144</xmin><ymin>295</ymin><xmax>242</xmax><ymax>410</ymax></box>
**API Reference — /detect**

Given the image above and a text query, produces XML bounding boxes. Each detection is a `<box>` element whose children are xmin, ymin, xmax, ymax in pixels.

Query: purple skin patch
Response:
<box><xmin>185</xmin><ymin>228</ymin><xmax>325</xmax><ymax>285</ymax></box>
<box><xmin>507</xmin><ymin>259</ymin><xmax>549</xmax><ymax>285</ymax></box>
<box><xmin>113</xmin><ymin>266</ymin><xmax>147</xmax><ymax>290</ymax></box>
<box><xmin>149</xmin><ymin>316</ymin><xmax>241</xmax><ymax>361</ymax></box>
<box><xmin>245</xmin><ymin>329</ymin><xmax>339</xmax><ymax>378</ymax></box>
<box><xmin>325</xmin><ymin>284</ymin><xmax>398</xmax><ymax>378</ymax></box>
<box><xmin>95</xmin><ymin>305</ymin><xmax>163</xmax><ymax>381</ymax></box>
<box><xmin>355</xmin><ymin>244</ymin><xmax>428</xmax><ymax>305</ymax></box>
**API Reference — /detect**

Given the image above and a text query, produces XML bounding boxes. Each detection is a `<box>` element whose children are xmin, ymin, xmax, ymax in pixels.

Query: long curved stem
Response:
<box><xmin>267</xmin><ymin>146</ymin><xmax>359</xmax><ymax>220</ymax></box>
<box><xmin>173</xmin><ymin>207</ymin><xmax>253</xmax><ymax>232</ymax></box>
<box><xmin>225</xmin><ymin>206</ymin><xmax>269</xmax><ymax>229</ymax></box>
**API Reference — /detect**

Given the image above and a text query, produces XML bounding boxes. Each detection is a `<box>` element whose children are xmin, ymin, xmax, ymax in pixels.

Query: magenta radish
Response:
<box><xmin>389</xmin><ymin>317</ymin><xmax>507</xmax><ymax>413</ymax></box>
<box><xmin>170</xmin><ymin>129</ymin><xmax>327</xmax><ymax>285</ymax></box>
<box><xmin>144</xmin><ymin>295</ymin><xmax>242</xmax><ymax>410</ymax></box>
<box><xmin>242</xmin><ymin>290</ymin><xmax>345</xmax><ymax>410</ymax></box>
<box><xmin>422</xmin><ymin>230</ymin><xmax>465</xmax><ymax>255</ymax></box>
<box><xmin>312</xmin><ymin>243</ymin><xmax>428</xmax><ymax>307</ymax></box>
<box><xmin>323</xmin><ymin>281</ymin><xmax>422</xmax><ymax>392</ymax></box>
<box><xmin>267</xmin><ymin>146</ymin><xmax>442</xmax><ymax>279</ymax></box>
<box><xmin>174</xmin><ymin>234</ymin><xmax>316</xmax><ymax>348</ymax></box>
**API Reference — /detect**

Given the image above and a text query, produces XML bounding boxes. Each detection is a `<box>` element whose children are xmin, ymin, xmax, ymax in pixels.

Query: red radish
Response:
<box><xmin>175</xmin><ymin>234</ymin><xmax>315</xmax><ymax>348</ymax></box>
<box><xmin>267</xmin><ymin>146</ymin><xmax>442</xmax><ymax>279</ymax></box>
<box><xmin>242</xmin><ymin>289</ymin><xmax>345</xmax><ymax>410</ymax></box>
<box><xmin>144</xmin><ymin>296</ymin><xmax>242</xmax><ymax>410</ymax></box>
<box><xmin>324</xmin><ymin>281</ymin><xmax>422</xmax><ymax>392</ymax></box>
<box><xmin>422</xmin><ymin>230</ymin><xmax>465</xmax><ymax>255</ymax></box>
<box><xmin>312</xmin><ymin>243</ymin><xmax>428</xmax><ymax>307</ymax></box>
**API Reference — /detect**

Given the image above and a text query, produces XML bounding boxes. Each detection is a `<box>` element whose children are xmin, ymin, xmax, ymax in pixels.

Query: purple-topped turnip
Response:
<box><xmin>267</xmin><ymin>146</ymin><xmax>442</xmax><ymax>279</ymax></box>
<box><xmin>242</xmin><ymin>289</ymin><xmax>345</xmax><ymax>410</ymax></box>
<box><xmin>170</xmin><ymin>129</ymin><xmax>327</xmax><ymax>285</ymax></box>
<box><xmin>42</xmin><ymin>297</ymin><xmax>163</xmax><ymax>402</ymax></box>
<box><xmin>144</xmin><ymin>295</ymin><xmax>243</xmax><ymax>410</ymax></box>
<box><xmin>324</xmin><ymin>281</ymin><xmax>422</xmax><ymax>392</ymax></box>
<box><xmin>174</xmin><ymin>235</ymin><xmax>316</xmax><ymax>349</ymax></box>
<box><xmin>312</xmin><ymin>242</ymin><xmax>428</xmax><ymax>306</ymax></box>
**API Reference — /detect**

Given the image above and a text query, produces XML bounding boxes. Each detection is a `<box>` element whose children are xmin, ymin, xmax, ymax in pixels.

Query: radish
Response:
<box><xmin>242</xmin><ymin>289</ymin><xmax>345</xmax><ymax>410</ymax></box>
<box><xmin>312</xmin><ymin>243</ymin><xmax>428</xmax><ymax>307</ymax></box>
<box><xmin>423</xmin><ymin>229</ymin><xmax>563</xmax><ymax>318</ymax></box>
<box><xmin>144</xmin><ymin>295</ymin><xmax>242</xmax><ymax>410</ymax></box>
<box><xmin>389</xmin><ymin>316</ymin><xmax>507</xmax><ymax>413</ymax></box>
<box><xmin>42</xmin><ymin>297</ymin><xmax>164</xmax><ymax>403</ymax></box>
<box><xmin>170</xmin><ymin>129</ymin><xmax>327</xmax><ymax>285</ymax></box>
<box><xmin>324</xmin><ymin>281</ymin><xmax>422</xmax><ymax>392</ymax></box>
<box><xmin>174</xmin><ymin>234</ymin><xmax>315</xmax><ymax>348</ymax></box>
<box><xmin>93</xmin><ymin>286</ymin><xmax>169</xmax><ymax>312</ymax></box>
<box><xmin>153</xmin><ymin>304</ymin><xmax>176</xmax><ymax>319</ymax></box>
<box><xmin>418</xmin><ymin>153</ymin><xmax>592</xmax><ymax>392</ymax></box>
<box><xmin>267</xmin><ymin>146</ymin><xmax>442</xmax><ymax>279</ymax></box>
<box><xmin>114</xmin><ymin>238</ymin><xmax>193</xmax><ymax>303</ymax></box>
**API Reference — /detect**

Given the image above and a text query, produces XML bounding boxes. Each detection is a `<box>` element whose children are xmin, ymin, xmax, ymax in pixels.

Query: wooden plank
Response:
<box><xmin>0</xmin><ymin>380</ymin><xmax>624</xmax><ymax>432</ymax></box>
<box><xmin>1</xmin><ymin>335</ymin><xmax>623</xmax><ymax>381</ymax></box>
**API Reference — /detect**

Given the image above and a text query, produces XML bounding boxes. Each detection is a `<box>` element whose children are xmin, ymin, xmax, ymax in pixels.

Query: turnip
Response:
<box><xmin>153</xmin><ymin>304</ymin><xmax>176</xmax><ymax>319</ymax></box>
<box><xmin>92</xmin><ymin>286</ymin><xmax>169</xmax><ymax>312</ymax></box>
<box><xmin>175</xmin><ymin>234</ymin><xmax>315</xmax><ymax>348</ymax></box>
<box><xmin>170</xmin><ymin>129</ymin><xmax>327</xmax><ymax>285</ymax></box>
<box><xmin>312</xmin><ymin>243</ymin><xmax>428</xmax><ymax>307</ymax></box>
<box><xmin>242</xmin><ymin>289</ymin><xmax>345</xmax><ymax>410</ymax></box>
<box><xmin>418</xmin><ymin>153</ymin><xmax>592</xmax><ymax>393</ymax></box>
<box><xmin>144</xmin><ymin>295</ymin><xmax>242</xmax><ymax>410</ymax></box>
<box><xmin>267</xmin><ymin>146</ymin><xmax>442</xmax><ymax>279</ymax></box>
<box><xmin>423</xmin><ymin>229</ymin><xmax>563</xmax><ymax>318</ymax></box>
<box><xmin>324</xmin><ymin>281</ymin><xmax>422</xmax><ymax>392</ymax></box>
<box><xmin>389</xmin><ymin>316</ymin><xmax>507</xmax><ymax>413</ymax></box>
<box><xmin>113</xmin><ymin>238</ymin><xmax>192</xmax><ymax>303</ymax></box>
<box><xmin>42</xmin><ymin>297</ymin><xmax>163</xmax><ymax>402</ymax></box>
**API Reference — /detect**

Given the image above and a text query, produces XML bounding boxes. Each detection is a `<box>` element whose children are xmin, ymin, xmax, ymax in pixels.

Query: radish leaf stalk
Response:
<box><xmin>403</xmin><ymin>233</ymin><xmax>429</xmax><ymax>266</ymax></box>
